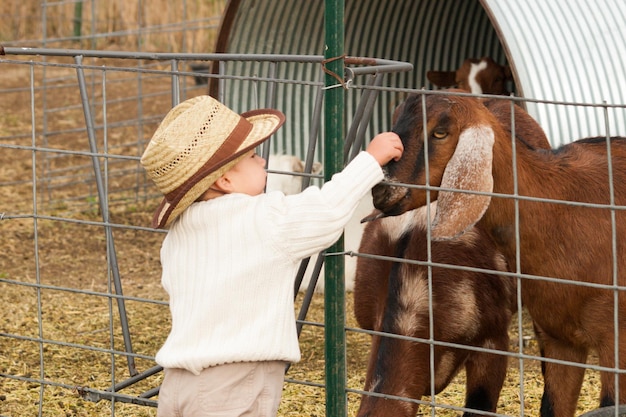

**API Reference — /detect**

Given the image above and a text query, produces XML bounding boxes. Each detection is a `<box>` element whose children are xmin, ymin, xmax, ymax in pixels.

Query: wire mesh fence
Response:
<box><xmin>2</xmin><ymin>0</ymin><xmax>224</xmax><ymax>52</ymax></box>
<box><xmin>0</xmin><ymin>46</ymin><xmax>413</xmax><ymax>416</ymax></box>
<box><xmin>3</xmin><ymin>46</ymin><xmax>625</xmax><ymax>417</ymax></box>
<box><xmin>2</xmin><ymin>2</ymin><xmax>626</xmax><ymax>417</ymax></box>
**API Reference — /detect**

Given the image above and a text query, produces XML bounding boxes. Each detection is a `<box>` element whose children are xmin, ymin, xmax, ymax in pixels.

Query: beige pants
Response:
<box><xmin>157</xmin><ymin>361</ymin><xmax>286</xmax><ymax>417</ymax></box>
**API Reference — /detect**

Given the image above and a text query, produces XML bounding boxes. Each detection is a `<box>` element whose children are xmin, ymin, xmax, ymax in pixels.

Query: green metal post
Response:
<box><xmin>73</xmin><ymin>1</ymin><xmax>83</xmax><ymax>40</ymax></box>
<box><xmin>324</xmin><ymin>1</ymin><xmax>346</xmax><ymax>416</ymax></box>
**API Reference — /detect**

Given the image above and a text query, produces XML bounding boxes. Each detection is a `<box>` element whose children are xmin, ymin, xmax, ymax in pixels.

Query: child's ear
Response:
<box><xmin>213</xmin><ymin>176</ymin><xmax>232</xmax><ymax>193</ymax></box>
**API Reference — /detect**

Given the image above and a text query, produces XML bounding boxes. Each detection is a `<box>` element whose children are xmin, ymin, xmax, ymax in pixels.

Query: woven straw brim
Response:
<box><xmin>142</xmin><ymin>96</ymin><xmax>243</xmax><ymax>197</ymax></box>
<box><xmin>152</xmin><ymin>110</ymin><xmax>284</xmax><ymax>228</ymax></box>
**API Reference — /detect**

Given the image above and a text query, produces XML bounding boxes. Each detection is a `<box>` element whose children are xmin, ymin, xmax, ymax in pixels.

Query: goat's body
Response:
<box><xmin>354</xmin><ymin>206</ymin><xmax>515</xmax><ymax>417</ymax></box>
<box><xmin>372</xmin><ymin>92</ymin><xmax>626</xmax><ymax>417</ymax></box>
<box><xmin>487</xmin><ymin>136</ymin><xmax>626</xmax><ymax>417</ymax></box>
<box><xmin>489</xmin><ymin>136</ymin><xmax>626</xmax><ymax>286</ymax></box>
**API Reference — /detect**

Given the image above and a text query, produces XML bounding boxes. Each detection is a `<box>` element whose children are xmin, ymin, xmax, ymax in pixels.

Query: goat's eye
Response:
<box><xmin>432</xmin><ymin>129</ymin><xmax>448</xmax><ymax>139</ymax></box>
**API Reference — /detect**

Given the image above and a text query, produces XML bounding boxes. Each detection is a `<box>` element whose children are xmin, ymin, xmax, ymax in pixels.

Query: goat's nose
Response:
<box><xmin>371</xmin><ymin>183</ymin><xmax>389</xmax><ymax>203</ymax></box>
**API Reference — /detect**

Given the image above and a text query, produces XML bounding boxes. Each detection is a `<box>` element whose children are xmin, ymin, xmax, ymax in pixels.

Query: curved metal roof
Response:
<box><xmin>482</xmin><ymin>0</ymin><xmax>626</xmax><ymax>145</ymax></box>
<box><xmin>215</xmin><ymin>0</ymin><xmax>626</xmax><ymax>151</ymax></box>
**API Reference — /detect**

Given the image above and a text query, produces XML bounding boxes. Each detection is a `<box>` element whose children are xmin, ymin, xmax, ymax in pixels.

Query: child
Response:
<box><xmin>140</xmin><ymin>95</ymin><xmax>403</xmax><ymax>417</ymax></box>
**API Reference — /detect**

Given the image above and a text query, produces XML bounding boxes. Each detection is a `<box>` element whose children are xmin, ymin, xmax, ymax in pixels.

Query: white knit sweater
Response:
<box><xmin>155</xmin><ymin>151</ymin><xmax>384</xmax><ymax>375</ymax></box>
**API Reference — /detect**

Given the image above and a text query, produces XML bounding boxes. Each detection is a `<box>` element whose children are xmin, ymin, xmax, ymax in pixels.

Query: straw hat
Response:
<box><xmin>141</xmin><ymin>95</ymin><xmax>285</xmax><ymax>229</ymax></box>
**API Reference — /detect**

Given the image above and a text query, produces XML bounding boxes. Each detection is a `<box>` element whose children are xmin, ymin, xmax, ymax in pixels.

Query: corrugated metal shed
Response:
<box><xmin>215</xmin><ymin>0</ymin><xmax>626</xmax><ymax>151</ymax></box>
<box><xmin>483</xmin><ymin>0</ymin><xmax>626</xmax><ymax>146</ymax></box>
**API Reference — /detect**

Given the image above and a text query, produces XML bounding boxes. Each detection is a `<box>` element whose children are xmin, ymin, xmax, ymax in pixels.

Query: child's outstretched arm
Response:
<box><xmin>365</xmin><ymin>132</ymin><xmax>403</xmax><ymax>166</ymax></box>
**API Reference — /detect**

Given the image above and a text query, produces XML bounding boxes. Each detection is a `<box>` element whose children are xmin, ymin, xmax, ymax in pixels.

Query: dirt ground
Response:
<box><xmin>0</xmin><ymin>53</ymin><xmax>604</xmax><ymax>417</ymax></box>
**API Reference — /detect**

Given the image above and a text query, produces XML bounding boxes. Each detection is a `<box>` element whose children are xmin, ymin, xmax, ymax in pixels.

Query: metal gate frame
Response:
<box><xmin>0</xmin><ymin>44</ymin><xmax>412</xmax><ymax>412</ymax></box>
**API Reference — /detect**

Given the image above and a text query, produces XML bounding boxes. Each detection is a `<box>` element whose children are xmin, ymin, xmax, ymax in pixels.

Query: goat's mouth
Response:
<box><xmin>368</xmin><ymin>184</ymin><xmax>412</xmax><ymax>220</ymax></box>
<box><xmin>360</xmin><ymin>209</ymin><xmax>385</xmax><ymax>223</ymax></box>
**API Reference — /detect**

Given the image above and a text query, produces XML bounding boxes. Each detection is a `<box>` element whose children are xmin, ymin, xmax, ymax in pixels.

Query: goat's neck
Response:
<box><xmin>482</xmin><ymin>134</ymin><xmax>626</xmax><ymax>278</ymax></box>
<box><xmin>481</xmin><ymin>132</ymin><xmax>568</xmax><ymax>270</ymax></box>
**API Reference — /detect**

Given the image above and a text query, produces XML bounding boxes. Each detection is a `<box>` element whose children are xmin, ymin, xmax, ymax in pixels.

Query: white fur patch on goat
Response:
<box><xmin>368</xmin><ymin>375</ymin><xmax>383</xmax><ymax>394</ymax></box>
<box><xmin>432</xmin><ymin>125</ymin><xmax>495</xmax><ymax>240</ymax></box>
<box><xmin>493</xmin><ymin>252</ymin><xmax>508</xmax><ymax>274</ymax></box>
<box><xmin>468</xmin><ymin>60</ymin><xmax>488</xmax><ymax>95</ymax></box>
<box><xmin>380</xmin><ymin>202</ymin><xmax>438</xmax><ymax>241</ymax></box>
<box><xmin>440</xmin><ymin>280</ymin><xmax>479</xmax><ymax>340</ymax></box>
<box><xmin>266</xmin><ymin>154</ymin><xmax>312</xmax><ymax>195</ymax></box>
<box><xmin>395</xmin><ymin>270</ymin><xmax>429</xmax><ymax>335</ymax></box>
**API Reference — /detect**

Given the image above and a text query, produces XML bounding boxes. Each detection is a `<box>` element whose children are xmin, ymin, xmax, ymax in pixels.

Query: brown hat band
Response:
<box><xmin>163</xmin><ymin>116</ymin><xmax>253</xmax><ymax>204</ymax></box>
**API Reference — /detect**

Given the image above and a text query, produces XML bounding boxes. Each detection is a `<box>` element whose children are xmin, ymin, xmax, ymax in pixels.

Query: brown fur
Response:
<box><xmin>354</xmin><ymin>206</ymin><xmax>516</xmax><ymax>417</ymax></box>
<box><xmin>427</xmin><ymin>57</ymin><xmax>513</xmax><ymax>95</ymax></box>
<box><xmin>372</xmin><ymin>92</ymin><xmax>626</xmax><ymax>417</ymax></box>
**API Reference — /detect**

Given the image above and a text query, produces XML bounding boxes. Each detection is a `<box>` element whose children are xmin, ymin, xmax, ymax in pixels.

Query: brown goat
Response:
<box><xmin>354</xmin><ymin>203</ymin><xmax>516</xmax><ymax>417</ymax></box>
<box><xmin>371</xmin><ymin>91</ymin><xmax>626</xmax><ymax>417</ymax></box>
<box><xmin>427</xmin><ymin>57</ymin><xmax>512</xmax><ymax>95</ymax></box>
<box><xmin>354</xmin><ymin>96</ymin><xmax>551</xmax><ymax>416</ymax></box>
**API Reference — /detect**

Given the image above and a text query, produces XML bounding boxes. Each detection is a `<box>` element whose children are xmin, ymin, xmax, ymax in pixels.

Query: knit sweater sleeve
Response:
<box><xmin>261</xmin><ymin>151</ymin><xmax>383</xmax><ymax>260</ymax></box>
<box><xmin>154</xmin><ymin>151</ymin><xmax>384</xmax><ymax>372</ymax></box>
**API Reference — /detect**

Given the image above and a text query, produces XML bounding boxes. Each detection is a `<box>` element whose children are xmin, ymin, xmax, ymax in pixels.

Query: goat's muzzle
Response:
<box><xmin>360</xmin><ymin>209</ymin><xmax>385</xmax><ymax>223</ymax></box>
<box><xmin>371</xmin><ymin>182</ymin><xmax>411</xmax><ymax>217</ymax></box>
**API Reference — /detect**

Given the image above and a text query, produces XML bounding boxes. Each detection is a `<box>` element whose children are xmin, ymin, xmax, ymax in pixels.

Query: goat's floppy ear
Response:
<box><xmin>292</xmin><ymin>158</ymin><xmax>305</xmax><ymax>174</ymax></box>
<box><xmin>311</xmin><ymin>161</ymin><xmax>323</xmax><ymax>175</ymax></box>
<box><xmin>392</xmin><ymin>101</ymin><xmax>405</xmax><ymax>125</ymax></box>
<box><xmin>427</xmin><ymin>70</ymin><xmax>457</xmax><ymax>88</ymax></box>
<box><xmin>431</xmin><ymin>126</ymin><xmax>495</xmax><ymax>240</ymax></box>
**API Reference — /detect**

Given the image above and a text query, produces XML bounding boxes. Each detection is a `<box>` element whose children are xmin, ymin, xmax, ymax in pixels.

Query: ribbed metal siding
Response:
<box><xmin>343</xmin><ymin>0</ymin><xmax>505</xmax><ymax>129</ymax></box>
<box><xmin>216</xmin><ymin>0</ymin><xmax>506</xmax><ymax>160</ymax></box>
<box><xmin>482</xmin><ymin>0</ymin><xmax>626</xmax><ymax>146</ymax></box>
<box><xmin>219</xmin><ymin>0</ymin><xmax>626</xmax><ymax>151</ymax></box>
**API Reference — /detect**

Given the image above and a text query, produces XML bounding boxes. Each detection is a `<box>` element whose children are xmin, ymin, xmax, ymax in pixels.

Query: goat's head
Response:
<box><xmin>427</xmin><ymin>57</ymin><xmax>512</xmax><ymax>95</ymax></box>
<box><xmin>266</xmin><ymin>154</ymin><xmax>322</xmax><ymax>195</ymax></box>
<box><xmin>372</xmin><ymin>93</ymin><xmax>498</xmax><ymax>240</ymax></box>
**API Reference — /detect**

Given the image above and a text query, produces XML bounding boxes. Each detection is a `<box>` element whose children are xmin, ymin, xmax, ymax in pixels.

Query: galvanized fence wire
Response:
<box><xmin>2</xmin><ymin>47</ymin><xmax>625</xmax><ymax>417</ymax></box>
<box><xmin>0</xmin><ymin>47</ymin><xmax>412</xmax><ymax>416</ymax></box>
<box><xmin>330</xmin><ymin>87</ymin><xmax>626</xmax><ymax>416</ymax></box>
<box><xmin>3</xmin><ymin>0</ymin><xmax>224</xmax><ymax>52</ymax></box>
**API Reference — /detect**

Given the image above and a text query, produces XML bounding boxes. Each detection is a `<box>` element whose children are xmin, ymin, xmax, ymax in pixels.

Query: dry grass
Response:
<box><xmin>0</xmin><ymin>129</ymin><xmax>606</xmax><ymax>416</ymax></box>
<box><xmin>2</xmin><ymin>0</ymin><xmax>225</xmax><ymax>52</ymax></box>
<box><xmin>0</xmin><ymin>248</ymin><xmax>604</xmax><ymax>417</ymax></box>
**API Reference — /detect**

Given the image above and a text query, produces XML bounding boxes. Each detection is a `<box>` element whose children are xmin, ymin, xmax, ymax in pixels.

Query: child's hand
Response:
<box><xmin>366</xmin><ymin>132</ymin><xmax>404</xmax><ymax>166</ymax></box>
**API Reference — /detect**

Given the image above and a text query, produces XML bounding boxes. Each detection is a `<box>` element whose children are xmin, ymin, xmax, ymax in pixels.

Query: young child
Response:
<box><xmin>140</xmin><ymin>95</ymin><xmax>403</xmax><ymax>417</ymax></box>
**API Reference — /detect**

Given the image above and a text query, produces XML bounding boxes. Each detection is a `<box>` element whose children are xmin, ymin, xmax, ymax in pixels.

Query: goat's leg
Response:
<box><xmin>539</xmin><ymin>337</ymin><xmax>588</xmax><ymax>417</ymax></box>
<box><xmin>462</xmin><ymin>338</ymin><xmax>509</xmax><ymax>416</ymax></box>
<box><xmin>597</xmin><ymin>327</ymin><xmax>626</xmax><ymax>408</ymax></box>
<box><xmin>598</xmin><ymin>367</ymin><xmax>618</xmax><ymax>409</ymax></box>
